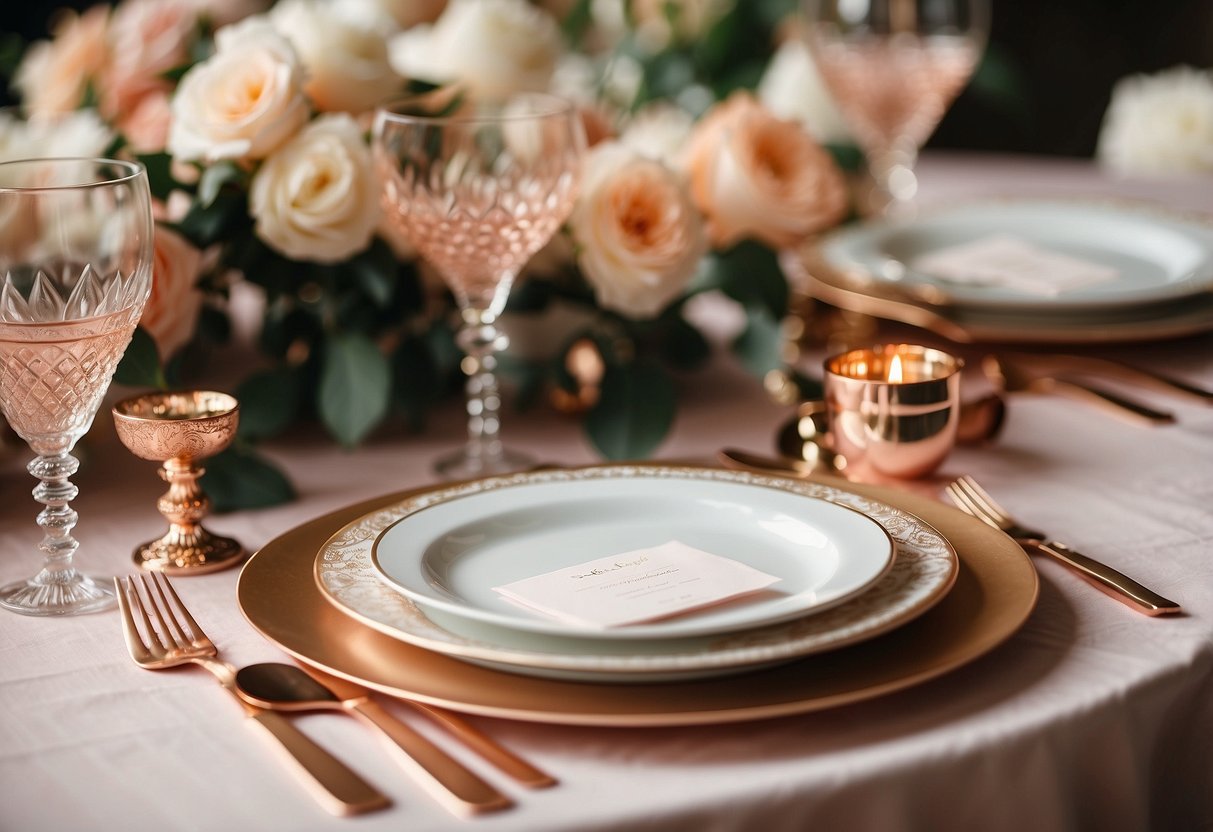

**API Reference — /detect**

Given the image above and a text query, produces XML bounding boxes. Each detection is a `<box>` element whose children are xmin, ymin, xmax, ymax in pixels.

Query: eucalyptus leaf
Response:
<box><xmin>112</xmin><ymin>326</ymin><xmax>166</xmax><ymax>389</ymax></box>
<box><xmin>235</xmin><ymin>368</ymin><xmax>301</xmax><ymax>441</ymax></box>
<box><xmin>718</xmin><ymin>240</ymin><xmax>789</xmax><ymax>319</ymax></box>
<box><xmin>318</xmin><ymin>333</ymin><xmax>391</xmax><ymax>447</ymax></box>
<box><xmin>657</xmin><ymin>314</ymin><xmax>711</xmax><ymax>370</ymax></box>
<box><xmin>201</xmin><ymin>446</ymin><xmax>295</xmax><ymax>512</ymax></box>
<box><xmin>197</xmin><ymin>161</ymin><xmax>245</xmax><ymax>208</ymax></box>
<box><xmin>176</xmin><ymin>190</ymin><xmax>249</xmax><ymax>248</ymax></box>
<box><xmin>348</xmin><ymin>239</ymin><xmax>397</xmax><ymax>308</ymax></box>
<box><xmin>586</xmin><ymin>361</ymin><xmax>676</xmax><ymax>460</ymax></box>
<box><xmin>732</xmin><ymin>305</ymin><xmax>785</xmax><ymax>378</ymax></box>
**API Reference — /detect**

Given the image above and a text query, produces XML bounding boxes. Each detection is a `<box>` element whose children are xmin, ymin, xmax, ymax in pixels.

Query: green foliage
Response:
<box><xmin>135</xmin><ymin>153</ymin><xmax>178</xmax><ymax>202</ymax></box>
<box><xmin>318</xmin><ymin>333</ymin><xmax>391</xmax><ymax>447</ymax></box>
<box><xmin>113</xmin><ymin>327</ymin><xmax>167</xmax><ymax>389</ymax></box>
<box><xmin>712</xmin><ymin>240</ymin><xmax>789</xmax><ymax>319</ymax></box>
<box><xmin>197</xmin><ymin>160</ymin><xmax>247</xmax><ymax>208</ymax></box>
<box><xmin>732</xmin><ymin>306</ymin><xmax>784</xmax><ymax>377</ymax></box>
<box><xmin>586</xmin><ymin>360</ymin><xmax>677</xmax><ymax>460</ymax></box>
<box><xmin>235</xmin><ymin>368</ymin><xmax>302</xmax><ymax>441</ymax></box>
<box><xmin>201</xmin><ymin>445</ymin><xmax>295</xmax><ymax>512</ymax></box>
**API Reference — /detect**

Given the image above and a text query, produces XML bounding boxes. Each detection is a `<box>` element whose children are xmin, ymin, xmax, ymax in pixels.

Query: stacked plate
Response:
<box><xmin>795</xmin><ymin>200</ymin><xmax>1213</xmax><ymax>344</ymax></box>
<box><xmin>311</xmin><ymin>466</ymin><xmax>959</xmax><ymax>683</ymax></box>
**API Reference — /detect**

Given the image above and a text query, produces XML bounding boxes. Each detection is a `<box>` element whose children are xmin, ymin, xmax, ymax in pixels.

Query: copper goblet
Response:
<box><xmin>112</xmin><ymin>390</ymin><xmax>244</xmax><ymax>574</ymax></box>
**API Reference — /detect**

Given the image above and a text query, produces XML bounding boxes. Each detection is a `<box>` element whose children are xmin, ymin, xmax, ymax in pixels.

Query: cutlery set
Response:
<box><xmin>115</xmin><ymin>572</ymin><xmax>553</xmax><ymax>817</ymax></box>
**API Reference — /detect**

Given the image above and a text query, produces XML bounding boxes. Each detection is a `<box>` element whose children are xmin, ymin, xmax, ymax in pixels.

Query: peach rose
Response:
<box><xmin>140</xmin><ymin>225</ymin><xmax>204</xmax><ymax>358</ymax></box>
<box><xmin>119</xmin><ymin>90</ymin><xmax>173</xmax><ymax>153</ymax></box>
<box><xmin>13</xmin><ymin>6</ymin><xmax>111</xmax><ymax>116</ymax></box>
<box><xmin>101</xmin><ymin>0</ymin><xmax>197</xmax><ymax>120</ymax></box>
<box><xmin>167</xmin><ymin>17</ymin><xmax>309</xmax><ymax>162</ymax></box>
<box><xmin>683</xmin><ymin>92</ymin><xmax>848</xmax><ymax>249</ymax></box>
<box><xmin>569</xmin><ymin>142</ymin><xmax>706</xmax><ymax>318</ymax></box>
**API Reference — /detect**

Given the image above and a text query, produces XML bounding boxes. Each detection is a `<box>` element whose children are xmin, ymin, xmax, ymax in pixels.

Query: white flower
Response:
<box><xmin>569</xmin><ymin>142</ymin><xmax>706</xmax><ymax>318</ymax></box>
<box><xmin>271</xmin><ymin>0</ymin><xmax>403</xmax><ymax>114</ymax></box>
<box><xmin>1097</xmin><ymin>66</ymin><xmax>1213</xmax><ymax>175</ymax></box>
<box><xmin>167</xmin><ymin>17</ymin><xmax>309</xmax><ymax>162</ymax></box>
<box><xmin>389</xmin><ymin>0</ymin><xmax>563</xmax><ymax>98</ymax></box>
<box><xmin>250</xmin><ymin>114</ymin><xmax>380</xmax><ymax>263</ymax></box>
<box><xmin>25</xmin><ymin>109</ymin><xmax>114</xmax><ymax>159</ymax></box>
<box><xmin>620</xmin><ymin>103</ymin><xmax>694</xmax><ymax>167</ymax></box>
<box><xmin>758</xmin><ymin>38</ymin><xmax>851</xmax><ymax>145</ymax></box>
<box><xmin>339</xmin><ymin>0</ymin><xmax>446</xmax><ymax>30</ymax></box>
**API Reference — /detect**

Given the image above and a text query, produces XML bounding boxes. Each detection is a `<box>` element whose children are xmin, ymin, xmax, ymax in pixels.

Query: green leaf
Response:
<box><xmin>732</xmin><ymin>305</ymin><xmax>785</xmax><ymax>378</ymax></box>
<box><xmin>718</xmin><ymin>240</ymin><xmax>789</xmax><ymax>319</ymax></box>
<box><xmin>0</xmin><ymin>32</ymin><xmax>25</xmax><ymax>78</ymax></box>
<box><xmin>585</xmin><ymin>361</ymin><xmax>676</xmax><ymax>460</ymax></box>
<box><xmin>113</xmin><ymin>327</ymin><xmax>167</xmax><ymax>389</ymax></box>
<box><xmin>825</xmin><ymin>142</ymin><xmax>865</xmax><ymax>173</ymax></box>
<box><xmin>234</xmin><ymin>368</ymin><xmax>301</xmax><ymax>441</ymax></box>
<box><xmin>197</xmin><ymin>160</ymin><xmax>245</xmax><ymax>208</ymax></box>
<box><xmin>391</xmin><ymin>334</ymin><xmax>442</xmax><ymax>431</ymax></box>
<box><xmin>318</xmin><ymin>333</ymin><xmax>391</xmax><ymax>447</ymax></box>
<box><xmin>348</xmin><ymin>239</ymin><xmax>397</xmax><ymax>307</ymax></box>
<box><xmin>560</xmin><ymin>0</ymin><xmax>594</xmax><ymax>45</ymax></box>
<box><xmin>135</xmin><ymin>153</ymin><xmax>177</xmax><ymax>202</ymax></box>
<box><xmin>201</xmin><ymin>446</ymin><xmax>295</xmax><ymax>512</ymax></box>
<box><xmin>657</xmin><ymin>314</ymin><xmax>711</xmax><ymax>370</ymax></box>
<box><xmin>176</xmin><ymin>190</ymin><xmax>248</xmax><ymax>247</ymax></box>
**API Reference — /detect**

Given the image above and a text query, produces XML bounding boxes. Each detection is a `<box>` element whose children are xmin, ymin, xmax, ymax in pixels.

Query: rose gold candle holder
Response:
<box><xmin>112</xmin><ymin>390</ymin><xmax>244</xmax><ymax>575</ymax></box>
<box><xmin>824</xmin><ymin>344</ymin><xmax>962</xmax><ymax>479</ymax></box>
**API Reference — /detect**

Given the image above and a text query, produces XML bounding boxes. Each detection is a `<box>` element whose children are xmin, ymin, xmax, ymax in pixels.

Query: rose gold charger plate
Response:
<box><xmin>237</xmin><ymin>467</ymin><xmax>1038</xmax><ymax>727</ymax></box>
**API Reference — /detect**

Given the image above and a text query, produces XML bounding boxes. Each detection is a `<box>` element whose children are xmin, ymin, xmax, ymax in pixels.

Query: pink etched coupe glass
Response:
<box><xmin>0</xmin><ymin>158</ymin><xmax>152</xmax><ymax>615</ymax></box>
<box><xmin>374</xmin><ymin>90</ymin><xmax>584</xmax><ymax>479</ymax></box>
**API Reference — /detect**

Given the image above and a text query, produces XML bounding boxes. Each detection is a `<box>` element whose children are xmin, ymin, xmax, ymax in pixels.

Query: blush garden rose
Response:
<box><xmin>140</xmin><ymin>226</ymin><xmax>204</xmax><ymax>359</ymax></box>
<box><xmin>683</xmin><ymin>92</ymin><xmax>848</xmax><ymax>249</ymax></box>
<box><xmin>569</xmin><ymin>142</ymin><xmax>706</xmax><ymax>318</ymax></box>
<box><xmin>167</xmin><ymin>17</ymin><xmax>309</xmax><ymax>163</ymax></box>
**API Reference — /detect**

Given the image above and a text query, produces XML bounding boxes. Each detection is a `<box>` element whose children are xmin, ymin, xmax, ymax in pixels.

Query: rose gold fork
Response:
<box><xmin>944</xmin><ymin>476</ymin><xmax>1181</xmax><ymax>616</ymax></box>
<box><xmin>114</xmin><ymin>573</ymin><xmax>390</xmax><ymax>816</ymax></box>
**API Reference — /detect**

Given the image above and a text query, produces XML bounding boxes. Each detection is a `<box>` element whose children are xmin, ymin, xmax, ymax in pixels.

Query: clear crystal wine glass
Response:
<box><xmin>0</xmin><ymin>158</ymin><xmax>153</xmax><ymax>616</ymax></box>
<box><xmin>803</xmin><ymin>0</ymin><xmax>989</xmax><ymax>214</ymax></box>
<box><xmin>374</xmin><ymin>89</ymin><xmax>584</xmax><ymax>479</ymax></box>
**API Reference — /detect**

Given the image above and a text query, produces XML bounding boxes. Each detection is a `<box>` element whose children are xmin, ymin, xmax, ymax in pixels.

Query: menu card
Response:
<box><xmin>492</xmin><ymin>541</ymin><xmax>781</xmax><ymax>629</ymax></box>
<box><xmin>913</xmin><ymin>234</ymin><xmax>1118</xmax><ymax>296</ymax></box>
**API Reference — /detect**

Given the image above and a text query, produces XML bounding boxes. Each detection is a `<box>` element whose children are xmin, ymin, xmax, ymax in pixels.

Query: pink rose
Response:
<box><xmin>119</xmin><ymin>90</ymin><xmax>174</xmax><ymax>154</ymax></box>
<box><xmin>13</xmin><ymin>6</ymin><xmax>111</xmax><ymax>116</ymax></box>
<box><xmin>140</xmin><ymin>226</ymin><xmax>204</xmax><ymax>358</ymax></box>
<box><xmin>683</xmin><ymin>93</ymin><xmax>848</xmax><ymax>249</ymax></box>
<box><xmin>101</xmin><ymin>0</ymin><xmax>198</xmax><ymax>120</ymax></box>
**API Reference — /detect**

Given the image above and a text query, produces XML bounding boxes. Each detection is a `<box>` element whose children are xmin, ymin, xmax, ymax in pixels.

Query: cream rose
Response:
<box><xmin>621</xmin><ymin>103</ymin><xmax>694</xmax><ymax>166</ymax></box>
<box><xmin>343</xmin><ymin>0</ymin><xmax>446</xmax><ymax>29</ymax></box>
<box><xmin>167</xmin><ymin>17</ymin><xmax>309</xmax><ymax>163</ymax></box>
<box><xmin>270</xmin><ymin>0</ymin><xmax>403</xmax><ymax>114</ymax></box>
<box><xmin>569</xmin><ymin>142</ymin><xmax>706</xmax><ymax>318</ymax></box>
<box><xmin>389</xmin><ymin>0</ymin><xmax>563</xmax><ymax>98</ymax></box>
<box><xmin>630</xmin><ymin>0</ymin><xmax>731</xmax><ymax>51</ymax></box>
<box><xmin>758</xmin><ymin>38</ymin><xmax>851</xmax><ymax>145</ymax></box>
<box><xmin>26</xmin><ymin>109</ymin><xmax>114</xmax><ymax>159</ymax></box>
<box><xmin>101</xmin><ymin>0</ymin><xmax>197</xmax><ymax>120</ymax></box>
<box><xmin>683</xmin><ymin>92</ymin><xmax>848</xmax><ymax>249</ymax></box>
<box><xmin>250</xmin><ymin>114</ymin><xmax>380</xmax><ymax>263</ymax></box>
<box><xmin>13</xmin><ymin>6</ymin><xmax>111</xmax><ymax>116</ymax></box>
<box><xmin>140</xmin><ymin>225</ymin><xmax>204</xmax><ymax>358</ymax></box>
<box><xmin>1097</xmin><ymin>65</ymin><xmax>1213</xmax><ymax>175</ymax></box>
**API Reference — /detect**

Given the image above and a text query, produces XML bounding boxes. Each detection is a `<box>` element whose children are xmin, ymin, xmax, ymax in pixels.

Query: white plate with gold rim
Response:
<box><xmin>819</xmin><ymin>200</ymin><xmax>1213</xmax><ymax>313</ymax></box>
<box><xmin>314</xmin><ymin>467</ymin><xmax>958</xmax><ymax>683</ymax></box>
<box><xmin>369</xmin><ymin>475</ymin><xmax>895</xmax><ymax>640</ymax></box>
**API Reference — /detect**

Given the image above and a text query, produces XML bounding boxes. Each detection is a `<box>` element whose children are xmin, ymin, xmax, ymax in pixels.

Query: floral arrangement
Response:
<box><xmin>1096</xmin><ymin>65</ymin><xmax>1213</xmax><ymax>176</ymax></box>
<box><xmin>2</xmin><ymin>0</ymin><xmax>855</xmax><ymax>508</ymax></box>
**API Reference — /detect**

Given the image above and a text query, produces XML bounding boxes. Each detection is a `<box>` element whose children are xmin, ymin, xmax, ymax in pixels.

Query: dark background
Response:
<box><xmin>2</xmin><ymin>0</ymin><xmax>1212</xmax><ymax>158</ymax></box>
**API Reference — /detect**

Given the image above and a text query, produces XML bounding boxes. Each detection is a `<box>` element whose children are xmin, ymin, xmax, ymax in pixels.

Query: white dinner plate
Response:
<box><xmin>369</xmin><ymin>476</ymin><xmax>895</xmax><ymax>640</ymax></box>
<box><xmin>819</xmin><ymin>200</ymin><xmax>1213</xmax><ymax>312</ymax></box>
<box><xmin>314</xmin><ymin>467</ymin><xmax>958</xmax><ymax>682</ymax></box>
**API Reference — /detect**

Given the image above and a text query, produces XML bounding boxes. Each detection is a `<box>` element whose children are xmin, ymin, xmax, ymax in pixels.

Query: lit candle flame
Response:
<box><xmin>888</xmin><ymin>354</ymin><xmax>904</xmax><ymax>383</ymax></box>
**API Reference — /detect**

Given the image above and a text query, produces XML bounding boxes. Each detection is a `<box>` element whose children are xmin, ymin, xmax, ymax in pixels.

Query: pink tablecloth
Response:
<box><xmin>1</xmin><ymin>153</ymin><xmax>1211</xmax><ymax>831</ymax></box>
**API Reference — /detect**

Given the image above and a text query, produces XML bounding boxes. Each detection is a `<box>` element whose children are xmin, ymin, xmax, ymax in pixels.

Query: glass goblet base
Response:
<box><xmin>0</xmin><ymin>570</ymin><xmax>116</xmax><ymax>616</ymax></box>
<box><xmin>434</xmin><ymin>445</ymin><xmax>535</xmax><ymax>481</ymax></box>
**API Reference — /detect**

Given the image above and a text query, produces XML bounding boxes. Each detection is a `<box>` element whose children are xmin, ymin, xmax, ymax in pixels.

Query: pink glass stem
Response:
<box><xmin>455</xmin><ymin>306</ymin><xmax>511</xmax><ymax>470</ymax></box>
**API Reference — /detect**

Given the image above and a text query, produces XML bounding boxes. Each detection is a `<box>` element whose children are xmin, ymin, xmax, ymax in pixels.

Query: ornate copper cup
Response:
<box><xmin>112</xmin><ymin>390</ymin><xmax>244</xmax><ymax>574</ymax></box>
